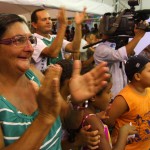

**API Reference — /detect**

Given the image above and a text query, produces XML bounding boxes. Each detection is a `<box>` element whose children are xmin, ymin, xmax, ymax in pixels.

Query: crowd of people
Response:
<box><xmin>0</xmin><ymin>6</ymin><xmax>149</xmax><ymax>150</ymax></box>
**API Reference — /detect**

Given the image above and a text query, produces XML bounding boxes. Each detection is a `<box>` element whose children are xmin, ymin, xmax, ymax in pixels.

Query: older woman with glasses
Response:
<box><xmin>0</xmin><ymin>13</ymin><xmax>110</xmax><ymax>149</ymax></box>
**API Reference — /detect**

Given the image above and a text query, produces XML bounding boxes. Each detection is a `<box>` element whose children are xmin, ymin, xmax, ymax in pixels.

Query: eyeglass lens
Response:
<box><xmin>14</xmin><ymin>36</ymin><xmax>37</xmax><ymax>47</ymax></box>
<box><xmin>0</xmin><ymin>35</ymin><xmax>37</xmax><ymax>47</ymax></box>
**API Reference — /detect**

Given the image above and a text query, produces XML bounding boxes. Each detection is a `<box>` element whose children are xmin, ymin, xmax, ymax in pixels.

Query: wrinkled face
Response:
<box><xmin>137</xmin><ymin>63</ymin><xmax>150</xmax><ymax>87</ymax></box>
<box><xmin>32</xmin><ymin>10</ymin><xmax>52</xmax><ymax>34</ymax></box>
<box><xmin>93</xmin><ymin>82</ymin><xmax>112</xmax><ymax>111</ymax></box>
<box><xmin>0</xmin><ymin>22</ymin><xmax>34</xmax><ymax>74</ymax></box>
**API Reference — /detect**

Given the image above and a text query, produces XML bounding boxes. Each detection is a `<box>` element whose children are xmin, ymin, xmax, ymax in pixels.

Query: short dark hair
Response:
<box><xmin>96</xmin><ymin>73</ymin><xmax>112</xmax><ymax>96</ymax></box>
<box><xmin>0</xmin><ymin>13</ymin><xmax>26</xmax><ymax>39</ymax></box>
<box><xmin>56</xmin><ymin>60</ymin><xmax>73</xmax><ymax>88</ymax></box>
<box><xmin>31</xmin><ymin>8</ymin><xmax>45</xmax><ymax>23</ymax></box>
<box><xmin>125</xmin><ymin>55</ymin><xmax>150</xmax><ymax>81</ymax></box>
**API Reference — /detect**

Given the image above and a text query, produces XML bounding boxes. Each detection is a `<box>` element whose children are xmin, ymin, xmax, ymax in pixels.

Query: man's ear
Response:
<box><xmin>134</xmin><ymin>73</ymin><xmax>141</xmax><ymax>81</ymax></box>
<box><xmin>31</xmin><ymin>22</ymin><xmax>37</xmax><ymax>29</ymax></box>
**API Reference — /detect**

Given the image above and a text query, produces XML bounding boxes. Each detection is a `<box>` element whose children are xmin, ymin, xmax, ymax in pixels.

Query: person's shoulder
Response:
<box><xmin>95</xmin><ymin>43</ymin><xmax>112</xmax><ymax>56</ymax></box>
<box><xmin>82</xmin><ymin>110</ymin><xmax>104</xmax><ymax>130</ymax></box>
<box><xmin>117</xmin><ymin>85</ymin><xmax>131</xmax><ymax>97</ymax></box>
<box><xmin>32</xmin><ymin>33</ymin><xmax>47</xmax><ymax>48</ymax></box>
<box><xmin>62</xmin><ymin>39</ymin><xmax>70</xmax><ymax>46</ymax></box>
<box><xmin>51</xmin><ymin>34</ymin><xmax>57</xmax><ymax>38</ymax></box>
<box><xmin>29</xmin><ymin>64</ymin><xmax>44</xmax><ymax>83</ymax></box>
<box><xmin>146</xmin><ymin>88</ymin><xmax>150</xmax><ymax>94</ymax></box>
<box><xmin>33</xmin><ymin>33</ymin><xmax>43</xmax><ymax>39</ymax></box>
<box><xmin>147</xmin><ymin>87</ymin><xmax>150</xmax><ymax>90</ymax></box>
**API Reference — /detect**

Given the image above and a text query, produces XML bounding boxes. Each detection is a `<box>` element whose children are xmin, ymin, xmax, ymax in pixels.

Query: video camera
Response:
<box><xmin>100</xmin><ymin>0</ymin><xmax>150</xmax><ymax>37</ymax></box>
<box><xmin>83</xmin><ymin>0</ymin><xmax>150</xmax><ymax>49</ymax></box>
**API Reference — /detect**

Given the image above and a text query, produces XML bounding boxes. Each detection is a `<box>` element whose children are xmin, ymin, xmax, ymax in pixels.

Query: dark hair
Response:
<box><xmin>125</xmin><ymin>55</ymin><xmax>150</xmax><ymax>81</ymax></box>
<box><xmin>81</xmin><ymin>65</ymin><xmax>94</xmax><ymax>75</ymax></box>
<box><xmin>96</xmin><ymin>73</ymin><xmax>112</xmax><ymax>96</ymax></box>
<box><xmin>84</xmin><ymin>32</ymin><xmax>92</xmax><ymax>40</ymax></box>
<box><xmin>56</xmin><ymin>60</ymin><xmax>73</xmax><ymax>88</ymax></box>
<box><xmin>31</xmin><ymin>8</ymin><xmax>45</xmax><ymax>23</ymax></box>
<box><xmin>0</xmin><ymin>13</ymin><xmax>26</xmax><ymax>39</ymax></box>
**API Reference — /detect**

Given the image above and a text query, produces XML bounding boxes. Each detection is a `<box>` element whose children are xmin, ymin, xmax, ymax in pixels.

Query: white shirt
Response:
<box><xmin>94</xmin><ymin>41</ymin><xmax>128</xmax><ymax>98</ymax></box>
<box><xmin>79</xmin><ymin>38</ymin><xmax>88</xmax><ymax>61</ymax></box>
<box><xmin>31</xmin><ymin>33</ymin><xmax>70</xmax><ymax>72</ymax></box>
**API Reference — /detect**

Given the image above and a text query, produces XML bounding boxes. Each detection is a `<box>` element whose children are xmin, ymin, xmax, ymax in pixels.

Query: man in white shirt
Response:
<box><xmin>31</xmin><ymin>8</ymin><xmax>86</xmax><ymax>72</ymax></box>
<box><xmin>94</xmin><ymin>23</ymin><xmax>146</xmax><ymax>99</ymax></box>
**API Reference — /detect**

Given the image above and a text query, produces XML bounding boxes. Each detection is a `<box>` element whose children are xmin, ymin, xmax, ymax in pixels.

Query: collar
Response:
<box><xmin>33</xmin><ymin>33</ymin><xmax>52</xmax><ymax>41</ymax></box>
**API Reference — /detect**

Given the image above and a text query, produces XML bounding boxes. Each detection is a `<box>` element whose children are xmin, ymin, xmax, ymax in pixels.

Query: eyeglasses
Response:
<box><xmin>0</xmin><ymin>35</ymin><xmax>37</xmax><ymax>47</ymax></box>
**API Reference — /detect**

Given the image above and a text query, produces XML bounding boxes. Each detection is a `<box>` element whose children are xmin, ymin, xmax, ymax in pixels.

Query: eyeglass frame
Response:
<box><xmin>0</xmin><ymin>35</ymin><xmax>37</xmax><ymax>47</ymax></box>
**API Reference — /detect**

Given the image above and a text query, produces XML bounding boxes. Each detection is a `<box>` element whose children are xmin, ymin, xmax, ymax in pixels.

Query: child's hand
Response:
<box><xmin>96</xmin><ymin>110</ymin><xmax>109</xmax><ymax>120</ymax></box>
<box><xmin>96</xmin><ymin>104</ymin><xmax>111</xmax><ymax>120</ymax></box>
<box><xmin>121</xmin><ymin>124</ymin><xmax>138</xmax><ymax>144</ymax></box>
<box><xmin>120</xmin><ymin>124</ymin><xmax>137</xmax><ymax>135</ymax></box>
<box><xmin>76</xmin><ymin>125</ymin><xmax>100</xmax><ymax>149</ymax></box>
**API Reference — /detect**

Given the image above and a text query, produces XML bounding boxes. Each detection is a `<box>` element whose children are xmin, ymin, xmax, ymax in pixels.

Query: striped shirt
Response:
<box><xmin>0</xmin><ymin>70</ymin><xmax>62</xmax><ymax>149</ymax></box>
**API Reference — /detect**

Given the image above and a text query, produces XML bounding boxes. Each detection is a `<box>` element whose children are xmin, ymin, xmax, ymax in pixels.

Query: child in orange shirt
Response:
<box><xmin>106</xmin><ymin>55</ymin><xmax>150</xmax><ymax>150</ymax></box>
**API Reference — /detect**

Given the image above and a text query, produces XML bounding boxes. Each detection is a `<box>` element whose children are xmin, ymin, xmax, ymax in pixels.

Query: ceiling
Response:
<box><xmin>0</xmin><ymin>0</ymin><xmax>149</xmax><ymax>21</ymax></box>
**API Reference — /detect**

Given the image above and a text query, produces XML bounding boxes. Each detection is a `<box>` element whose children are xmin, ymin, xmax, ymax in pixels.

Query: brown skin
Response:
<box><xmin>32</xmin><ymin>8</ymin><xmax>86</xmax><ymax>58</ymax></box>
<box><xmin>92</xmin><ymin>82</ymin><xmax>113</xmax><ymax>111</ymax></box>
<box><xmin>61</xmin><ymin>125</ymin><xmax>100</xmax><ymax>150</ymax></box>
<box><xmin>0</xmin><ymin>22</ymin><xmax>37</xmax><ymax>115</ymax></box>
<box><xmin>106</xmin><ymin>62</ymin><xmax>150</xmax><ymax>127</ymax></box>
<box><xmin>32</xmin><ymin>8</ymin><xmax>68</xmax><ymax>58</ymax></box>
<box><xmin>0</xmin><ymin>23</ymin><xmax>63</xmax><ymax>149</ymax></box>
<box><xmin>81</xmin><ymin>81</ymin><xmax>137</xmax><ymax>150</ymax></box>
<box><xmin>30</xmin><ymin>63</ymin><xmax>108</xmax><ymax>149</ymax></box>
<box><xmin>82</xmin><ymin>108</ymin><xmax>137</xmax><ymax>150</ymax></box>
<box><xmin>103</xmin><ymin>63</ymin><xmax>150</xmax><ymax>149</ymax></box>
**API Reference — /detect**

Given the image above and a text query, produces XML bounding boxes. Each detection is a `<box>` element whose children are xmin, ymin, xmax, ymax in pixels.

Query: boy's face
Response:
<box><xmin>137</xmin><ymin>62</ymin><xmax>150</xmax><ymax>87</ymax></box>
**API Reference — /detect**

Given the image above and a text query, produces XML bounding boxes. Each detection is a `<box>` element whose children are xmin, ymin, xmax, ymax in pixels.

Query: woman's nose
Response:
<box><xmin>24</xmin><ymin>40</ymin><xmax>34</xmax><ymax>52</ymax></box>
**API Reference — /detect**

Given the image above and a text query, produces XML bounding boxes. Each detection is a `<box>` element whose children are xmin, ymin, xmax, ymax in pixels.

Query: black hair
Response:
<box><xmin>96</xmin><ymin>74</ymin><xmax>112</xmax><ymax>96</ymax></box>
<box><xmin>84</xmin><ymin>32</ymin><xmax>92</xmax><ymax>40</ymax></box>
<box><xmin>31</xmin><ymin>8</ymin><xmax>45</xmax><ymax>23</ymax></box>
<box><xmin>0</xmin><ymin>13</ymin><xmax>26</xmax><ymax>39</ymax></box>
<box><xmin>56</xmin><ymin>59</ymin><xmax>73</xmax><ymax>88</ymax></box>
<box><xmin>81</xmin><ymin>65</ymin><xmax>94</xmax><ymax>75</ymax></box>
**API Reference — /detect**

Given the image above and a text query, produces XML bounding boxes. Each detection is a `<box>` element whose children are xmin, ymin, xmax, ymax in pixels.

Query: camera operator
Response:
<box><xmin>94</xmin><ymin>17</ymin><xmax>146</xmax><ymax>99</ymax></box>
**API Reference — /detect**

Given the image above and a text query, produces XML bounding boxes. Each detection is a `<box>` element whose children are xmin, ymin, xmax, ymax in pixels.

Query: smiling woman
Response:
<box><xmin>0</xmin><ymin>13</ymin><xmax>63</xmax><ymax>149</ymax></box>
<box><xmin>0</xmin><ymin>14</ymin><xmax>35</xmax><ymax>73</ymax></box>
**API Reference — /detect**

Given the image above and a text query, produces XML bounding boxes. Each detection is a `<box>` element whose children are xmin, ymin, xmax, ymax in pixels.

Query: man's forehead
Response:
<box><xmin>37</xmin><ymin>10</ymin><xmax>51</xmax><ymax>18</ymax></box>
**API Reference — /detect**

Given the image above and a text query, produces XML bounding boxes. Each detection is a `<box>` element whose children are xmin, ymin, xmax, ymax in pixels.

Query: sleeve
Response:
<box><xmin>50</xmin><ymin>35</ymin><xmax>70</xmax><ymax>53</ymax></box>
<box><xmin>62</xmin><ymin>39</ymin><xmax>70</xmax><ymax>50</ymax></box>
<box><xmin>32</xmin><ymin>38</ymin><xmax>47</xmax><ymax>63</ymax></box>
<box><xmin>94</xmin><ymin>44</ymin><xmax>128</xmax><ymax>65</ymax></box>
